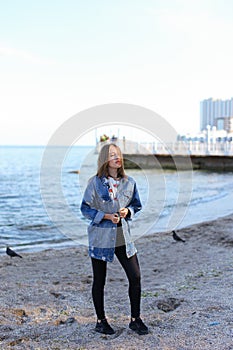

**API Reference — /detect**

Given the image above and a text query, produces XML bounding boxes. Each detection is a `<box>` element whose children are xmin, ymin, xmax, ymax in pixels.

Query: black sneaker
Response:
<box><xmin>95</xmin><ymin>318</ymin><xmax>115</xmax><ymax>335</ymax></box>
<box><xmin>129</xmin><ymin>317</ymin><xmax>149</xmax><ymax>335</ymax></box>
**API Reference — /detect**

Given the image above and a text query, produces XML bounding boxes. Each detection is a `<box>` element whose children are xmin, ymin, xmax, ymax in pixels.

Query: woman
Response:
<box><xmin>81</xmin><ymin>143</ymin><xmax>148</xmax><ymax>335</ymax></box>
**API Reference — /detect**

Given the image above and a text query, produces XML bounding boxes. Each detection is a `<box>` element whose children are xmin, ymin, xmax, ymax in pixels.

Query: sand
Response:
<box><xmin>1</xmin><ymin>215</ymin><xmax>233</xmax><ymax>350</ymax></box>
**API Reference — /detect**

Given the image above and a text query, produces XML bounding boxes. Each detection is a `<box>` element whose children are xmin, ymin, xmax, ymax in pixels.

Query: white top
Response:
<box><xmin>107</xmin><ymin>176</ymin><xmax>120</xmax><ymax>200</ymax></box>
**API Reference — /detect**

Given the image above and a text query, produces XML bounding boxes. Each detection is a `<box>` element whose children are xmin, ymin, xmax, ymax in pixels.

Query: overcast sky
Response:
<box><xmin>1</xmin><ymin>0</ymin><xmax>233</xmax><ymax>145</ymax></box>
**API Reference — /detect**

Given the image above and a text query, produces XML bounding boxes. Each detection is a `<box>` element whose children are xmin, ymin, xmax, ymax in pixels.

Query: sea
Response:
<box><xmin>1</xmin><ymin>145</ymin><xmax>233</xmax><ymax>255</ymax></box>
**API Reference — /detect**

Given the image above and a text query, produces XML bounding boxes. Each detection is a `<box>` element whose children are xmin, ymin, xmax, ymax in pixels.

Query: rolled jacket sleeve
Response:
<box><xmin>93</xmin><ymin>210</ymin><xmax>105</xmax><ymax>224</ymax></box>
<box><xmin>126</xmin><ymin>183</ymin><xmax>142</xmax><ymax>219</ymax></box>
<box><xmin>80</xmin><ymin>176</ymin><xmax>105</xmax><ymax>224</ymax></box>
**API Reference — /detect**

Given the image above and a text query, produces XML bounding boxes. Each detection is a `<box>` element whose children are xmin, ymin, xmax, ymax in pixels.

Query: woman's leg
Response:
<box><xmin>115</xmin><ymin>245</ymin><xmax>141</xmax><ymax>318</ymax></box>
<box><xmin>91</xmin><ymin>258</ymin><xmax>107</xmax><ymax>320</ymax></box>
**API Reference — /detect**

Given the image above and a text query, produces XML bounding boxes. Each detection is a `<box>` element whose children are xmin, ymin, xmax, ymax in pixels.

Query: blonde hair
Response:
<box><xmin>97</xmin><ymin>143</ymin><xmax>126</xmax><ymax>178</ymax></box>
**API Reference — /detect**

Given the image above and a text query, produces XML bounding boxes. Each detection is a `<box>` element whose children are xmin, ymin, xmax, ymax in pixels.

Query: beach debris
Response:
<box><xmin>172</xmin><ymin>230</ymin><xmax>185</xmax><ymax>243</ymax></box>
<box><xmin>8</xmin><ymin>338</ymin><xmax>30</xmax><ymax>347</ymax></box>
<box><xmin>12</xmin><ymin>309</ymin><xmax>27</xmax><ymax>318</ymax></box>
<box><xmin>11</xmin><ymin>309</ymin><xmax>28</xmax><ymax>324</ymax></box>
<box><xmin>50</xmin><ymin>291</ymin><xmax>65</xmax><ymax>299</ymax></box>
<box><xmin>6</xmin><ymin>246</ymin><xmax>23</xmax><ymax>258</ymax></box>
<box><xmin>52</xmin><ymin>281</ymin><xmax>60</xmax><ymax>285</ymax></box>
<box><xmin>209</xmin><ymin>321</ymin><xmax>220</xmax><ymax>326</ymax></box>
<box><xmin>54</xmin><ymin>317</ymin><xmax>76</xmax><ymax>326</ymax></box>
<box><xmin>157</xmin><ymin>297</ymin><xmax>183</xmax><ymax>312</ymax></box>
<box><xmin>81</xmin><ymin>276</ymin><xmax>92</xmax><ymax>284</ymax></box>
<box><xmin>68</xmin><ymin>170</ymin><xmax>80</xmax><ymax>174</ymax></box>
<box><xmin>65</xmin><ymin>317</ymin><xmax>76</xmax><ymax>325</ymax></box>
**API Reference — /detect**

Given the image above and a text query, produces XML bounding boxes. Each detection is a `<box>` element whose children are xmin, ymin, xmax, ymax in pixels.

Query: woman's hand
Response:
<box><xmin>104</xmin><ymin>213</ymin><xmax>120</xmax><ymax>223</ymax></box>
<box><xmin>119</xmin><ymin>207</ymin><xmax>129</xmax><ymax>218</ymax></box>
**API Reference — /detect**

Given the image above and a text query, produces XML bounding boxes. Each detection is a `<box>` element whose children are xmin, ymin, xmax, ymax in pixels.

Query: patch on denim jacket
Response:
<box><xmin>95</xmin><ymin>176</ymin><xmax>111</xmax><ymax>201</ymax></box>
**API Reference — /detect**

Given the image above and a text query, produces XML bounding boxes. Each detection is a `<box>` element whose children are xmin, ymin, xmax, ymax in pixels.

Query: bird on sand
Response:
<box><xmin>172</xmin><ymin>230</ymin><xmax>185</xmax><ymax>243</ymax></box>
<box><xmin>6</xmin><ymin>246</ymin><xmax>23</xmax><ymax>258</ymax></box>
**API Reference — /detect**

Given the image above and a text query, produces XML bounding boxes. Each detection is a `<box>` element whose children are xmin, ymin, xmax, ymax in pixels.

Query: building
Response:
<box><xmin>200</xmin><ymin>97</ymin><xmax>233</xmax><ymax>132</ymax></box>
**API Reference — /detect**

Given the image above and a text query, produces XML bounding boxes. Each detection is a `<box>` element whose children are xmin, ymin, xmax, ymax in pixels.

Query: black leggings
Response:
<box><xmin>91</xmin><ymin>245</ymin><xmax>141</xmax><ymax>320</ymax></box>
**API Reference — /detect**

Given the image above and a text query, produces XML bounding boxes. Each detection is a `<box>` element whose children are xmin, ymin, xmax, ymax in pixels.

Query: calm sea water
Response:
<box><xmin>1</xmin><ymin>145</ymin><xmax>233</xmax><ymax>255</ymax></box>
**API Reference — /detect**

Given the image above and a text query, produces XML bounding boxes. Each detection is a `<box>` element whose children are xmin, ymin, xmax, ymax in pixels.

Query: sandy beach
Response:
<box><xmin>1</xmin><ymin>215</ymin><xmax>233</xmax><ymax>350</ymax></box>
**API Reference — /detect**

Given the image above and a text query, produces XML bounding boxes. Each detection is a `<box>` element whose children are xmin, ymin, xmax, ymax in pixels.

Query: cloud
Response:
<box><xmin>0</xmin><ymin>46</ymin><xmax>55</xmax><ymax>65</ymax></box>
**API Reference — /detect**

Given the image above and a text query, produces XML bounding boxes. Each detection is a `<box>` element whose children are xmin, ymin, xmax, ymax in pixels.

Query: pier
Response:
<box><xmin>123</xmin><ymin>140</ymin><xmax>233</xmax><ymax>171</ymax></box>
<box><xmin>97</xmin><ymin>139</ymin><xmax>233</xmax><ymax>171</ymax></box>
<box><xmin>123</xmin><ymin>154</ymin><xmax>233</xmax><ymax>171</ymax></box>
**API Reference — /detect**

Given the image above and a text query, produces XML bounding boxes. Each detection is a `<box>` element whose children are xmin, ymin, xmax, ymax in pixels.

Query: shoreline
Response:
<box><xmin>1</xmin><ymin>214</ymin><xmax>233</xmax><ymax>349</ymax></box>
<box><xmin>2</xmin><ymin>210</ymin><xmax>233</xmax><ymax>257</ymax></box>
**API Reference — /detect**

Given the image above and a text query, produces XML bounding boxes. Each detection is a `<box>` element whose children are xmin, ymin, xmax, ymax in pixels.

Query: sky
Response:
<box><xmin>1</xmin><ymin>0</ymin><xmax>233</xmax><ymax>145</ymax></box>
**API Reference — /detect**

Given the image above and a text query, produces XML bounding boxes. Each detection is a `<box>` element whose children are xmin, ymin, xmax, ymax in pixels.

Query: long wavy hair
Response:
<box><xmin>97</xmin><ymin>143</ymin><xmax>126</xmax><ymax>178</ymax></box>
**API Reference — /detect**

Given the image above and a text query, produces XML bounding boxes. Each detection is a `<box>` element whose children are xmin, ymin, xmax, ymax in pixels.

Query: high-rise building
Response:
<box><xmin>200</xmin><ymin>98</ymin><xmax>233</xmax><ymax>132</ymax></box>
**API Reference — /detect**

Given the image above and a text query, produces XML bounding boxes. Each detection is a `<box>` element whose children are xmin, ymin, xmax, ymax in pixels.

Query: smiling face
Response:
<box><xmin>108</xmin><ymin>145</ymin><xmax>122</xmax><ymax>170</ymax></box>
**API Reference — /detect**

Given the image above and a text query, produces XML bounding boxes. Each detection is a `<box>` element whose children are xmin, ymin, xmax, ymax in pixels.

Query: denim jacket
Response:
<box><xmin>80</xmin><ymin>175</ymin><xmax>142</xmax><ymax>262</ymax></box>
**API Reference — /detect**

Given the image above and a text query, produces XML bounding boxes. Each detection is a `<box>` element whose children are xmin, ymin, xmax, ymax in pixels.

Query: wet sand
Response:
<box><xmin>1</xmin><ymin>215</ymin><xmax>233</xmax><ymax>349</ymax></box>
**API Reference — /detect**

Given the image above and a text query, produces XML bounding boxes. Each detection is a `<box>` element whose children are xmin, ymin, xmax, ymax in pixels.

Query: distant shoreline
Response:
<box><xmin>1</xmin><ymin>211</ymin><xmax>233</xmax><ymax>257</ymax></box>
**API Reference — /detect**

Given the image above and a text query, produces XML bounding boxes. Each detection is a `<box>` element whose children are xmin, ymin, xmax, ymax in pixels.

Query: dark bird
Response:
<box><xmin>6</xmin><ymin>246</ymin><xmax>23</xmax><ymax>258</ymax></box>
<box><xmin>172</xmin><ymin>230</ymin><xmax>185</xmax><ymax>243</ymax></box>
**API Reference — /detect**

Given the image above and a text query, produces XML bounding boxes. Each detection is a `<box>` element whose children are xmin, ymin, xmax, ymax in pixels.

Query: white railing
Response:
<box><xmin>147</xmin><ymin>141</ymin><xmax>233</xmax><ymax>156</ymax></box>
<box><xmin>97</xmin><ymin>139</ymin><xmax>233</xmax><ymax>156</ymax></box>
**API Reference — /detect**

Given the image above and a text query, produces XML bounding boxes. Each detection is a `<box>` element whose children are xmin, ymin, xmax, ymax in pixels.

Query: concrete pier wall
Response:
<box><xmin>123</xmin><ymin>154</ymin><xmax>233</xmax><ymax>171</ymax></box>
